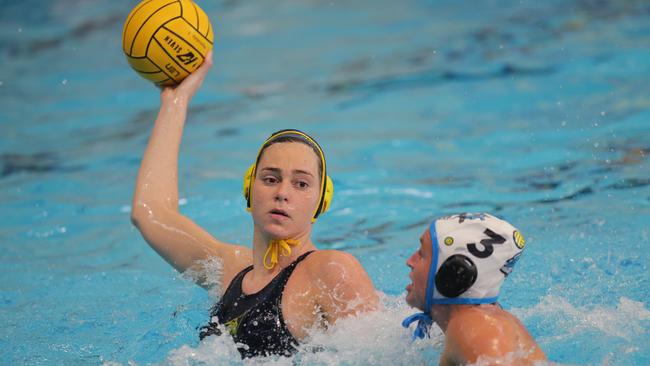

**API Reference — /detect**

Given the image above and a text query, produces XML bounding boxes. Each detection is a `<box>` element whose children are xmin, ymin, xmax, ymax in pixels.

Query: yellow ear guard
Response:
<box><xmin>242</xmin><ymin>129</ymin><xmax>334</xmax><ymax>221</ymax></box>
<box><xmin>243</xmin><ymin>164</ymin><xmax>255</xmax><ymax>211</ymax></box>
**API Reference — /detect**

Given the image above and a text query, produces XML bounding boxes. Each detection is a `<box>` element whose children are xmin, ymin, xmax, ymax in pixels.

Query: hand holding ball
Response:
<box><xmin>122</xmin><ymin>0</ymin><xmax>214</xmax><ymax>86</ymax></box>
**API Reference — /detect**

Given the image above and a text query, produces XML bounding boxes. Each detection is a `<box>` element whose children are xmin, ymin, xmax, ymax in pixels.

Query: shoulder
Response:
<box><xmin>446</xmin><ymin>306</ymin><xmax>518</xmax><ymax>362</ymax></box>
<box><xmin>307</xmin><ymin>249</ymin><xmax>364</xmax><ymax>268</ymax></box>
<box><xmin>448</xmin><ymin>306</ymin><xmax>513</xmax><ymax>340</ymax></box>
<box><xmin>301</xmin><ymin>249</ymin><xmax>378</xmax><ymax>314</ymax></box>
<box><xmin>303</xmin><ymin>250</ymin><xmax>367</xmax><ymax>284</ymax></box>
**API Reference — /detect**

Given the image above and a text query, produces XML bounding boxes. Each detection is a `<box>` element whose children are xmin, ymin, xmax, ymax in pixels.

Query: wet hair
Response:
<box><xmin>255</xmin><ymin>135</ymin><xmax>323</xmax><ymax>178</ymax></box>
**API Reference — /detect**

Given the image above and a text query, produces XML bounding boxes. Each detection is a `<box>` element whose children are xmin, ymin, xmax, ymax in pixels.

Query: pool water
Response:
<box><xmin>1</xmin><ymin>0</ymin><xmax>649</xmax><ymax>365</ymax></box>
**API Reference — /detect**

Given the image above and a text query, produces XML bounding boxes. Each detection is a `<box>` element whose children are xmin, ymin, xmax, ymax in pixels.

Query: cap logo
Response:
<box><xmin>513</xmin><ymin>230</ymin><xmax>526</xmax><ymax>249</ymax></box>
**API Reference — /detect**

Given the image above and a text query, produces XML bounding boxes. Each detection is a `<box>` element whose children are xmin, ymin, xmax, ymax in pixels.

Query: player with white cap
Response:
<box><xmin>403</xmin><ymin>213</ymin><xmax>546</xmax><ymax>365</ymax></box>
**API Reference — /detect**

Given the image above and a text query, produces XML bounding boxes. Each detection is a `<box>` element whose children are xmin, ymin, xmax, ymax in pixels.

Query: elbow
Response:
<box><xmin>130</xmin><ymin>201</ymin><xmax>177</xmax><ymax>233</ymax></box>
<box><xmin>130</xmin><ymin>206</ymin><xmax>145</xmax><ymax>230</ymax></box>
<box><xmin>130</xmin><ymin>211</ymin><xmax>141</xmax><ymax>229</ymax></box>
<box><xmin>130</xmin><ymin>201</ymin><xmax>155</xmax><ymax>230</ymax></box>
<box><xmin>130</xmin><ymin>204</ymin><xmax>160</xmax><ymax>242</ymax></box>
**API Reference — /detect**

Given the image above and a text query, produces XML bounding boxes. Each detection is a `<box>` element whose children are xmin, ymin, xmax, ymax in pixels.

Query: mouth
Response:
<box><xmin>269</xmin><ymin>208</ymin><xmax>290</xmax><ymax>219</ymax></box>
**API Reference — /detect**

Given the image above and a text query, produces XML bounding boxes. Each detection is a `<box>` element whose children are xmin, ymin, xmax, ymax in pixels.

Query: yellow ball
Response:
<box><xmin>122</xmin><ymin>0</ymin><xmax>214</xmax><ymax>86</ymax></box>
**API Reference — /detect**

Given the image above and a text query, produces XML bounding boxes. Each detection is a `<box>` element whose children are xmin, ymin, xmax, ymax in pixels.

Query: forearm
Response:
<box><xmin>132</xmin><ymin>51</ymin><xmax>212</xmax><ymax>215</ymax></box>
<box><xmin>132</xmin><ymin>97</ymin><xmax>189</xmax><ymax>214</ymax></box>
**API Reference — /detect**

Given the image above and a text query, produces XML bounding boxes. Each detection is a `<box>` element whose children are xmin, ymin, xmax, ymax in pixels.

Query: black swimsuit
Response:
<box><xmin>199</xmin><ymin>251</ymin><xmax>314</xmax><ymax>358</ymax></box>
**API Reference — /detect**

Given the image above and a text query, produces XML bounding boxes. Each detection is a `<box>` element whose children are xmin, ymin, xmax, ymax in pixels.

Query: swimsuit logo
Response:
<box><xmin>224</xmin><ymin>315</ymin><xmax>242</xmax><ymax>336</ymax></box>
<box><xmin>513</xmin><ymin>230</ymin><xmax>526</xmax><ymax>249</ymax></box>
<box><xmin>444</xmin><ymin>236</ymin><xmax>454</xmax><ymax>246</ymax></box>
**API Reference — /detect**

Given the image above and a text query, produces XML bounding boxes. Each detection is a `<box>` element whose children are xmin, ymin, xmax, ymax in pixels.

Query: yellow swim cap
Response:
<box><xmin>242</xmin><ymin>129</ymin><xmax>334</xmax><ymax>222</ymax></box>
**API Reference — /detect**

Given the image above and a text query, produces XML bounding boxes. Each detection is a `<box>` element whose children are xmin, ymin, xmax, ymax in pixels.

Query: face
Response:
<box><xmin>250</xmin><ymin>142</ymin><xmax>322</xmax><ymax>239</ymax></box>
<box><xmin>405</xmin><ymin>228</ymin><xmax>434</xmax><ymax>310</ymax></box>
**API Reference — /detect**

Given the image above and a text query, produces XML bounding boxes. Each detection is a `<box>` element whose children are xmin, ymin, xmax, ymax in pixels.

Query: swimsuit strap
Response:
<box><xmin>221</xmin><ymin>264</ymin><xmax>254</xmax><ymax>298</ymax></box>
<box><xmin>221</xmin><ymin>250</ymin><xmax>315</xmax><ymax>300</ymax></box>
<box><xmin>267</xmin><ymin>250</ymin><xmax>315</xmax><ymax>296</ymax></box>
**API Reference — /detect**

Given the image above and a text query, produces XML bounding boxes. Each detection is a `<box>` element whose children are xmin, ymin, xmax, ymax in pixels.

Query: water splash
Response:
<box><xmin>180</xmin><ymin>257</ymin><xmax>224</xmax><ymax>299</ymax></box>
<box><xmin>162</xmin><ymin>333</ymin><xmax>243</xmax><ymax>366</ymax></box>
<box><xmin>512</xmin><ymin>295</ymin><xmax>650</xmax><ymax>342</ymax></box>
<box><xmin>99</xmin><ymin>292</ymin><xmax>649</xmax><ymax>366</ymax></box>
<box><xmin>154</xmin><ymin>293</ymin><xmax>441</xmax><ymax>366</ymax></box>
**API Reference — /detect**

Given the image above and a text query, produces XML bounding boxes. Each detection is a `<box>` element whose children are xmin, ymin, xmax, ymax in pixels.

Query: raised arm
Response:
<box><xmin>130</xmin><ymin>52</ymin><xmax>251</xmax><ymax>290</ymax></box>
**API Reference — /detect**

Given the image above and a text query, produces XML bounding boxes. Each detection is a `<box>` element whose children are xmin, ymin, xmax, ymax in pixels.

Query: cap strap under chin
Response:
<box><xmin>263</xmin><ymin>239</ymin><xmax>300</xmax><ymax>269</ymax></box>
<box><xmin>402</xmin><ymin>312</ymin><xmax>433</xmax><ymax>340</ymax></box>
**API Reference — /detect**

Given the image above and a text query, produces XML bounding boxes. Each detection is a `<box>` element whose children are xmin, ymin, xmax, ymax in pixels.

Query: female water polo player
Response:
<box><xmin>130</xmin><ymin>52</ymin><xmax>379</xmax><ymax>358</ymax></box>
<box><xmin>402</xmin><ymin>213</ymin><xmax>546</xmax><ymax>365</ymax></box>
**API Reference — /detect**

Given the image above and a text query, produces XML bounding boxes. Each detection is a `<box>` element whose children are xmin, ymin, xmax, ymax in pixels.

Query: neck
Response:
<box><xmin>251</xmin><ymin>226</ymin><xmax>315</xmax><ymax>273</ymax></box>
<box><xmin>428</xmin><ymin>304</ymin><xmax>458</xmax><ymax>333</ymax></box>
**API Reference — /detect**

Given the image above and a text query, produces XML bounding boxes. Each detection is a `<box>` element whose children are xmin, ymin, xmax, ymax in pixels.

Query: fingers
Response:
<box><xmin>186</xmin><ymin>51</ymin><xmax>213</xmax><ymax>82</ymax></box>
<box><xmin>202</xmin><ymin>50</ymin><xmax>214</xmax><ymax>71</ymax></box>
<box><xmin>158</xmin><ymin>50</ymin><xmax>213</xmax><ymax>104</ymax></box>
<box><xmin>175</xmin><ymin>50</ymin><xmax>213</xmax><ymax>96</ymax></box>
<box><xmin>188</xmin><ymin>50</ymin><xmax>213</xmax><ymax>84</ymax></box>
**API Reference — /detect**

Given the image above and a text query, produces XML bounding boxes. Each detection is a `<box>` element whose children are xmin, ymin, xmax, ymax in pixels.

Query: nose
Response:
<box><xmin>274</xmin><ymin>180</ymin><xmax>290</xmax><ymax>202</ymax></box>
<box><xmin>406</xmin><ymin>252</ymin><xmax>415</xmax><ymax>269</ymax></box>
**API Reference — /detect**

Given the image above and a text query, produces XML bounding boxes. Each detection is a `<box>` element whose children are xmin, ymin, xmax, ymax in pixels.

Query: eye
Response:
<box><xmin>295</xmin><ymin>180</ymin><xmax>309</xmax><ymax>189</ymax></box>
<box><xmin>263</xmin><ymin>176</ymin><xmax>279</xmax><ymax>184</ymax></box>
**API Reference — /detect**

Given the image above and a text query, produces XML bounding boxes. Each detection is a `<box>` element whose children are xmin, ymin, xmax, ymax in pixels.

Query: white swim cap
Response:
<box><xmin>427</xmin><ymin>213</ymin><xmax>525</xmax><ymax>305</ymax></box>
